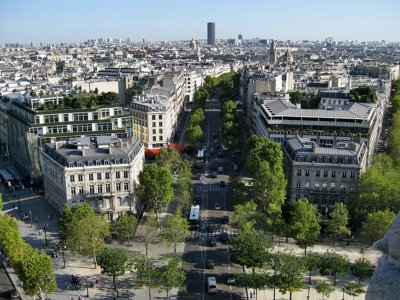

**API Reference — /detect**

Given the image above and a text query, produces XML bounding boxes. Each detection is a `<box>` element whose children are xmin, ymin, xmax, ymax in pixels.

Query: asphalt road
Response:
<box><xmin>0</xmin><ymin>266</ymin><xmax>17</xmax><ymax>300</ymax></box>
<box><xmin>179</xmin><ymin>100</ymin><xmax>245</xmax><ymax>300</ymax></box>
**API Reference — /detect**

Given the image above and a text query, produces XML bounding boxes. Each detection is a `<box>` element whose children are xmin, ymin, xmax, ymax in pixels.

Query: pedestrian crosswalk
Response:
<box><xmin>192</xmin><ymin>184</ymin><xmax>231</xmax><ymax>193</ymax></box>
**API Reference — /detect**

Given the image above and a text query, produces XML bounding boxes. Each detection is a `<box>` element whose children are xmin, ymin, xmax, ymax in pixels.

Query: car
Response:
<box><xmin>209</xmin><ymin>237</ymin><xmax>217</xmax><ymax>247</ymax></box>
<box><xmin>214</xmin><ymin>139</ymin><xmax>219</xmax><ymax>144</ymax></box>
<box><xmin>209</xmin><ymin>164</ymin><xmax>216</xmax><ymax>171</ymax></box>
<box><xmin>215</xmin><ymin>203</ymin><xmax>221</xmax><ymax>210</ymax></box>
<box><xmin>218</xmin><ymin>166</ymin><xmax>223</xmax><ymax>173</ymax></box>
<box><xmin>220</xmin><ymin>231</ymin><xmax>228</xmax><ymax>242</ymax></box>
<box><xmin>194</xmin><ymin>174</ymin><xmax>202</xmax><ymax>180</ymax></box>
<box><xmin>212</xmin><ymin>132</ymin><xmax>217</xmax><ymax>138</ymax></box>
<box><xmin>221</xmin><ymin>215</ymin><xmax>229</xmax><ymax>224</ymax></box>
<box><xmin>227</xmin><ymin>273</ymin><xmax>235</xmax><ymax>285</ymax></box>
<box><xmin>207</xmin><ymin>224</ymin><xmax>216</xmax><ymax>233</ymax></box>
<box><xmin>209</xmin><ymin>148</ymin><xmax>215</xmax><ymax>154</ymax></box>
<box><xmin>210</xmin><ymin>172</ymin><xmax>218</xmax><ymax>178</ymax></box>
<box><xmin>194</xmin><ymin>195</ymin><xmax>201</xmax><ymax>205</ymax></box>
<box><xmin>220</xmin><ymin>180</ymin><xmax>226</xmax><ymax>187</ymax></box>
<box><xmin>206</xmin><ymin>259</ymin><xmax>215</xmax><ymax>269</ymax></box>
<box><xmin>3</xmin><ymin>289</ymin><xmax>19</xmax><ymax>299</ymax></box>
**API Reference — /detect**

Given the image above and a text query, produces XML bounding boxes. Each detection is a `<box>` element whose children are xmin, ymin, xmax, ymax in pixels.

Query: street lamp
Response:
<box><xmin>43</xmin><ymin>223</ymin><xmax>48</xmax><ymax>246</ymax></box>
<box><xmin>17</xmin><ymin>197</ymin><xmax>21</xmax><ymax>212</ymax></box>
<box><xmin>86</xmin><ymin>278</ymin><xmax>90</xmax><ymax>298</ymax></box>
<box><xmin>270</xmin><ymin>253</ymin><xmax>282</xmax><ymax>300</ymax></box>
<box><xmin>307</xmin><ymin>285</ymin><xmax>311</xmax><ymax>300</ymax></box>
<box><xmin>342</xmin><ymin>287</ymin><xmax>345</xmax><ymax>300</ymax></box>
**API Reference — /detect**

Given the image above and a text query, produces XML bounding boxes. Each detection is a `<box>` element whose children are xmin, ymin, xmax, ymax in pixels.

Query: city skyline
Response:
<box><xmin>0</xmin><ymin>0</ymin><xmax>399</xmax><ymax>44</ymax></box>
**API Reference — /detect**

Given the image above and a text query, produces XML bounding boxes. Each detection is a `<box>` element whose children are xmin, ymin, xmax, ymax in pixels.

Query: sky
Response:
<box><xmin>0</xmin><ymin>0</ymin><xmax>399</xmax><ymax>44</ymax></box>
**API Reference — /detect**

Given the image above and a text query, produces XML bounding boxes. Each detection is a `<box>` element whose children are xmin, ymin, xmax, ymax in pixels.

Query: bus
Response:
<box><xmin>196</xmin><ymin>149</ymin><xmax>205</xmax><ymax>163</ymax></box>
<box><xmin>188</xmin><ymin>205</ymin><xmax>200</xmax><ymax>229</ymax></box>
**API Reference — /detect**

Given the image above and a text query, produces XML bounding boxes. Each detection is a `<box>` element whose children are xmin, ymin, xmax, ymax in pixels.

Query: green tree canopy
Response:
<box><xmin>276</xmin><ymin>253</ymin><xmax>305</xmax><ymax>299</ymax></box>
<box><xmin>111</xmin><ymin>213</ymin><xmax>138</xmax><ymax>245</ymax></box>
<box><xmin>350</xmin><ymin>258</ymin><xmax>374</xmax><ymax>282</ymax></box>
<box><xmin>233</xmin><ymin>201</ymin><xmax>258</xmax><ymax>230</ymax></box>
<box><xmin>154</xmin><ymin>255</ymin><xmax>186</xmax><ymax>299</ymax></box>
<box><xmin>194</xmin><ymin>87</ymin><xmax>208</xmax><ymax>108</ymax></box>
<box><xmin>160</xmin><ymin>213</ymin><xmax>190</xmax><ymax>253</ymax></box>
<box><xmin>97</xmin><ymin>247</ymin><xmax>132</xmax><ymax>290</ymax></box>
<box><xmin>303</xmin><ymin>251</ymin><xmax>321</xmax><ymax>284</ymax></box>
<box><xmin>344</xmin><ymin>281</ymin><xmax>365</xmax><ymax>299</ymax></box>
<box><xmin>231</xmin><ymin>223</ymin><xmax>271</xmax><ymax>273</ymax></box>
<box><xmin>319</xmin><ymin>251</ymin><xmax>350</xmax><ymax>285</ymax></box>
<box><xmin>156</xmin><ymin>147</ymin><xmax>181</xmax><ymax>173</ymax></box>
<box><xmin>348</xmin><ymin>86</ymin><xmax>378</xmax><ymax>103</ymax></box>
<box><xmin>176</xmin><ymin>160</ymin><xmax>193</xmax><ymax>211</ymax></box>
<box><xmin>137</xmin><ymin>164</ymin><xmax>174</xmax><ymax>219</ymax></box>
<box><xmin>315</xmin><ymin>280</ymin><xmax>334</xmax><ymax>300</ymax></box>
<box><xmin>190</xmin><ymin>108</ymin><xmax>205</xmax><ymax>125</ymax></box>
<box><xmin>361</xmin><ymin>209</ymin><xmax>396</xmax><ymax>245</ymax></box>
<box><xmin>290</xmin><ymin>199</ymin><xmax>321</xmax><ymax>255</ymax></box>
<box><xmin>185</xmin><ymin>124</ymin><xmax>203</xmax><ymax>144</ymax></box>
<box><xmin>326</xmin><ymin>202</ymin><xmax>351</xmax><ymax>239</ymax></box>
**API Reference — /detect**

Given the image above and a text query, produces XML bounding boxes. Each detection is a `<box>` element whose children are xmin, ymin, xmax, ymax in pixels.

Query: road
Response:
<box><xmin>179</xmin><ymin>100</ymin><xmax>245</xmax><ymax>299</ymax></box>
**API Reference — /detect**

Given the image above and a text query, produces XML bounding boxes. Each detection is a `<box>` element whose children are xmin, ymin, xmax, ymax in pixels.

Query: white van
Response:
<box><xmin>207</xmin><ymin>276</ymin><xmax>217</xmax><ymax>294</ymax></box>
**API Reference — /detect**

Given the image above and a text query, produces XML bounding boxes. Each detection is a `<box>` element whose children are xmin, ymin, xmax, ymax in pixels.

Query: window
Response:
<box><xmin>316</xmin><ymin>170</ymin><xmax>320</xmax><ymax>177</ymax></box>
<box><xmin>340</xmin><ymin>196</ymin><xmax>345</xmax><ymax>202</ymax></box>
<box><xmin>152</xmin><ymin>115</ymin><xmax>156</xmax><ymax>120</ymax></box>
<box><xmin>314</xmin><ymin>183</ymin><xmax>320</xmax><ymax>191</ymax></box>
<box><xmin>323</xmin><ymin>170</ymin><xmax>328</xmax><ymax>177</ymax></box>
<box><xmin>78</xmin><ymin>174</ymin><xmax>83</xmax><ymax>182</ymax></box>
<box><xmin>97</xmin><ymin>173</ymin><xmax>102</xmax><ymax>180</ymax></box>
<box><xmin>296</xmin><ymin>194</ymin><xmax>301</xmax><ymax>200</ymax></box>
<box><xmin>305</xmin><ymin>170</ymin><xmax>310</xmax><ymax>176</ymax></box>
<box><xmin>105</xmin><ymin>172</ymin><xmax>110</xmax><ymax>180</ymax></box>
<box><xmin>330</xmin><ymin>183</ymin><xmax>335</xmax><ymax>192</ymax></box>
<box><xmin>123</xmin><ymin>171</ymin><xmax>129</xmax><ymax>178</ymax></box>
<box><xmin>124</xmin><ymin>182</ymin><xmax>129</xmax><ymax>191</ymax></box>
<box><xmin>89</xmin><ymin>173</ymin><xmax>94</xmax><ymax>181</ymax></box>
<box><xmin>97</xmin><ymin>185</ymin><xmax>103</xmax><ymax>193</ymax></box>
<box><xmin>116</xmin><ymin>183</ymin><xmax>121</xmax><ymax>191</ymax></box>
<box><xmin>350</xmin><ymin>185</ymin><xmax>355</xmax><ymax>192</ymax></box>
<box><xmin>342</xmin><ymin>171</ymin><xmax>347</xmax><ymax>178</ymax></box>
<box><xmin>304</xmin><ymin>182</ymin><xmax>309</xmax><ymax>190</ymax></box>
<box><xmin>153</xmin><ymin>129</ymin><xmax>156</xmax><ymax>134</ymax></box>
<box><xmin>64</xmin><ymin>114</ymin><xmax>69</xmax><ymax>122</ymax></box>
<box><xmin>322</xmin><ymin>184</ymin><xmax>327</xmax><ymax>191</ymax></box>
<box><xmin>79</xmin><ymin>186</ymin><xmax>84</xmax><ymax>194</ymax></box>
<box><xmin>331</xmin><ymin>171</ymin><xmax>336</xmax><ymax>178</ymax></box>
<box><xmin>106</xmin><ymin>183</ymin><xmax>111</xmax><ymax>193</ymax></box>
<box><xmin>152</xmin><ymin>122</ymin><xmax>156</xmax><ymax>127</ymax></box>
<box><xmin>350</xmin><ymin>172</ymin><xmax>355</xmax><ymax>179</ymax></box>
<box><xmin>159</xmin><ymin>136</ymin><xmax>163</xmax><ymax>141</ymax></box>
<box><xmin>89</xmin><ymin>185</ymin><xmax>95</xmax><ymax>194</ymax></box>
<box><xmin>329</xmin><ymin>196</ymin><xmax>335</xmax><ymax>205</ymax></box>
<box><xmin>70</xmin><ymin>186</ymin><xmax>76</xmax><ymax>195</ymax></box>
<box><xmin>313</xmin><ymin>196</ymin><xmax>319</xmax><ymax>204</ymax></box>
<box><xmin>159</xmin><ymin>129</ymin><xmax>163</xmax><ymax>134</ymax></box>
<box><xmin>297</xmin><ymin>169</ymin><xmax>302</xmax><ymax>176</ymax></box>
<box><xmin>159</xmin><ymin>122</ymin><xmax>162</xmax><ymax>126</ymax></box>
<box><xmin>296</xmin><ymin>181</ymin><xmax>301</xmax><ymax>189</ymax></box>
<box><xmin>153</xmin><ymin>136</ymin><xmax>156</xmax><ymax>141</ymax></box>
<box><xmin>159</xmin><ymin>115</ymin><xmax>162</xmax><ymax>120</ymax></box>
<box><xmin>321</xmin><ymin>196</ymin><xmax>327</xmax><ymax>205</ymax></box>
<box><xmin>341</xmin><ymin>185</ymin><xmax>346</xmax><ymax>192</ymax></box>
<box><xmin>116</xmin><ymin>172</ymin><xmax>120</xmax><ymax>179</ymax></box>
<box><xmin>70</xmin><ymin>175</ymin><xmax>75</xmax><ymax>182</ymax></box>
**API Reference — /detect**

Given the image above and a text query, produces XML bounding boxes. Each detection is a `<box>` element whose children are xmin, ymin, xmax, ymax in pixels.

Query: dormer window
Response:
<box><xmin>76</xmin><ymin>161</ymin><xmax>82</xmax><ymax>167</ymax></box>
<box><xmin>96</xmin><ymin>160</ymin><xmax>101</xmax><ymax>166</ymax></box>
<box><xmin>104</xmin><ymin>160</ymin><xmax>109</xmax><ymax>165</ymax></box>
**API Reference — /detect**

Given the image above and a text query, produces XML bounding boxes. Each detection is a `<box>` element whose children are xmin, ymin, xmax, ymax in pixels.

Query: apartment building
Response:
<box><xmin>42</xmin><ymin>136</ymin><xmax>144</xmax><ymax>221</ymax></box>
<box><xmin>282</xmin><ymin>137</ymin><xmax>367</xmax><ymax>208</ymax></box>
<box><xmin>130</xmin><ymin>95</ymin><xmax>173</xmax><ymax>149</ymax></box>
<box><xmin>5</xmin><ymin>95</ymin><xmax>132</xmax><ymax>180</ymax></box>
<box><xmin>319</xmin><ymin>90</ymin><xmax>350</xmax><ymax>110</ymax></box>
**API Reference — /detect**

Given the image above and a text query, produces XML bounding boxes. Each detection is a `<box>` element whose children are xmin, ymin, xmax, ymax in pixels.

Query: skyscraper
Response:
<box><xmin>207</xmin><ymin>22</ymin><xmax>215</xmax><ymax>45</ymax></box>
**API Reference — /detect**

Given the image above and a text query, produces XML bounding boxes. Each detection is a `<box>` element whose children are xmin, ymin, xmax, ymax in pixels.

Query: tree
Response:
<box><xmin>316</xmin><ymin>280</ymin><xmax>334</xmax><ymax>300</ymax></box>
<box><xmin>111</xmin><ymin>214</ymin><xmax>138</xmax><ymax>245</ymax></box>
<box><xmin>194</xmin><ymin>87</ymin><xmax>208</xmax><ymax>108</ymax></box>
<box><xmin>231</xmin><ymin>223</ymin><xmax>271</xmax><ymax>273</ymax></box>
<box><xmin>97</xmin><ymin>247</ymin><xmax>132</xmax><ymax>290</ymax></box>
<box><xmin>141</xmin><ymin>211</ymin><xmax>160</xmax><ymax>259</ymax></box>
<box><xmin>221</xmin><ymin>100</ymin><xmax>237</xmax><ymax>115</ymax></box>
<box><xmin>59</xmin><ymin>204</ymin><xmax>109</xmax><ymax>268</ymax></box>
<box><xmin>176</xmin><ymin>160</ymin><xmax>192</xmax><ymax>211</ymax></box>
<box><xmin>134</xmin><ymin>255</ymin><xmax>158</xmax><ymax>300</ymax></box>
<box><xmin>319</xmin><ymin>251</ymin><xmax>350</xmax><ymax>285</ymax></box>
<box><xmin>290</xmin><ymin>199</ymin><xmax>321</xmax><ymax>255</ymax></box>
<box><xmin>289</xmin><ymin>91</ymin><xmax>306</xmax><ymax>105</ymax></box>
<box><xmin>137</xmin><ymin>164</ymin><xmax>174</xmax><ymax>219</ymax></box>
<box><xmin>252</xmin><ymin>161</ymin><xmax>286</xmax><ymax>230</ymax></box>
<box><xmin>350</xmin><ymin>258</ymin><xmax>374</xmax><ymax>282</ymax></box>
<box><xmin>303</xmin><ymin>251</ymin><xmax>321</xmax><ymax>284</ymax></box>
<box><xmin>154</xmin><ymin>255</ymin><xmax>186</xmax><ymax>299</ymax></box>
<box><xmin>326</xmin><ymin>202</ymin><xmax>351</xmax><ymax>239</ymax></box>
<box><xmin>276</xmin><ymin>253</ymin><xmax>305</xmax><ymax>300</ymax></box>
<box><xmin>29</xmin><ymin>90</ymin><xmax>37</xmax><ymax>97</ymax></box>
<box><xmin>235</xmin><ymin>272</ymin><xmax>271</xmax><ymax>300</ymax></box>
<box><xmin>185</xmin><ymin>124</ymin><xmax>203</xmax><ymax>144</ymax></box>
<box><xmin>94</xmin><ymin>87</ymin><xmax>99</xmax><ymax>94</ymax></box>
<box><xmin>160</xmin><ymin>213</ymin><xmax>190</xmax><ymax>253</ymax></box>
<box><xmin>190</xmin><ymin>108</ymin><xmax>205</xmax><ymax>125</ymax></box>
<box><xmin>156</xmin><ymin>147</ymin><xmax>181</xmax><ymax>173</ymax></box>
<box><xmin>230</xmin><ymin>176</ymin><xmax>249</xmax><ymax>205</ymax></box>
<box><xmin>344</xmin><ymin>281</ymin><xmax>365</xmax><ymax>300</ymax></box>
<box><xmin>361</xmin><ymin>209</ymin><xmax>396</xmax><ymax>245</ymax></box>
<box><xmin>233</xmin><ymin>201</ymin><xmax>258</xmax><ymax>230</ymax></box>
<box><xmin>14</xmin><ymin>250</ymin><xmax>57</xmax><ymax>300</ymax></box>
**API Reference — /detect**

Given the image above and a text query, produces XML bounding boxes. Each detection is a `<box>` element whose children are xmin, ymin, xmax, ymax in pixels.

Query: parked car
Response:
<box><xmin>210</xmin><ymin>172</ymin><xmax>218</xmax><ymax>178</ymax></box>
<box><xmin>215</xmin><ymin>203</ymin><xmax>221</xmax><ymax>210</ymax></box>
<box><xmin>221</xmin><ymin>215</ymin><xmax>229</xmax><ymax>224</ymax></box>
<box><xmin>194</xmin><ymin>195</ymin><xmax>201</xmax><ymax>205</ymax></box>
<box><xmin>220</xmin><ymin>231</ymin><xmax>228</xmax><ymax>242</ymax></box>
<box><xmin>227</xmin><ymin>273</ymin><xmax>235</xmax><ymax>285</ymax></box>
<box><xmin>209</xmin><ymin>237</ymin><xmax>217</xmax><ymax>247</ymax></box>
<box><xmin>218</xmin><ymin>166</ymin><xmax>223</xmax><ymax>173</ymax></box>
<box><xmin>207</xmin><ymin>224</ymin><xmax>217</xmax><ymax>233</ymax></box>
<box><xmin>220</xmin><ymin>181</ymin><xmax>226</xmax><ymax>187</ymax></box>
<box><xmin>206</xmin><ymin>259</ymin><xmax>215</xmax><ymax>269</ymax></box>
<box><xmin>210</xmin><ymin>148</ymin><xmax>215</xmax><ymax>154</ymax></box>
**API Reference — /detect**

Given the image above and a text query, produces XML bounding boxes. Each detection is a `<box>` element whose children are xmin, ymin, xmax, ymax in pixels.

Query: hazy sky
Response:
<box><xmin>1</xmin><ymin>0</ymin><xmax>399</xmax><ymax>44</ymax></box>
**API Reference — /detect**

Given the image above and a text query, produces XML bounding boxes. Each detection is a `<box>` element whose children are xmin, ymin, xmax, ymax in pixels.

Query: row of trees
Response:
<box><xmin>203</xmin><ymin>71</ymin><xmax>240</xmax><ymax>101</ymax></box>
<box><xmin>350</xmin><ymin>80</ymin><xmax>400</xmax><ymax>240</ymax></box>
<box><xmin>185</xmin><ymin>107</ymin><xmax>205</xmax><ymax>145</ymax></box>
<box><xmin>230</xmin><ymin>221</ymin><xmax>371</xmax><ymax>299</ymax></box>
<box><xmin>0</xmin><ymin>212</ymin><xmax>56</xmax><ymax>300</ymax></box>
<box><xmin>220</xmin><ymin>100</ymin><xmax>241</xmax><ymax>150</ymax></box>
